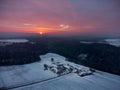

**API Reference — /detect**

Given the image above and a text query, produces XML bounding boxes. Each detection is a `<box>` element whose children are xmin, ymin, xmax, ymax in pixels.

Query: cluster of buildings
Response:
<box><xmin>44</xmin><ymin>58</ymin><xmax>95</xmax><ymax>76</ymax></box>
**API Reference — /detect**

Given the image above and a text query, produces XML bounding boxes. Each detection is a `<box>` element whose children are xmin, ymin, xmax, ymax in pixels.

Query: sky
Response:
<box><xmin>0</xmin><ymin>0</ymin><xmax>120</xmax><ymax>36</ymax></box>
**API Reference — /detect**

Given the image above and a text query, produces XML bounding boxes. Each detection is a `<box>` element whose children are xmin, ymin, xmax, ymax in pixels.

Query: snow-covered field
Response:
<box><xmin>0</xmin><ymin>39</ymin><xmax>29</xmax><ymax>46</ymax></box>
<box><xmin>0</xmin><ymin>39</ymin><xmax>29</xmax><ymax>43</ymax></box>
<box><xmin>104</xmin><ymin>39</ymin><xmax>120</xmax><ymax>47</ymax></box>
<box><xmin>0</xmin><ymin>39</ymin><xmax>35</xmax><ymax>46</ymax></box>
<box><xmin>80</xmin><ymin>39</ymin><xmax>120</xmax><ymax>47</ymax></box>
<box><xmin>0</xmin><ymin>53</ymin><xmax>120</xmax><ymax>90</ymax></box>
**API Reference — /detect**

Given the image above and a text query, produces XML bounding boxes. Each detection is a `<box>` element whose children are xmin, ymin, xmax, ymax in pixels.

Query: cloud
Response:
<box><xmin>59</xmin><ymin>24</ymin><xmax>70</xmax><ymax>30</ymax></box>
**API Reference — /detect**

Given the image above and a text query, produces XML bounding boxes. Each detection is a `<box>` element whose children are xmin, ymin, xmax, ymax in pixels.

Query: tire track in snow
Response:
<box><xmin>5</xmin><ymin>73</ymin><xmax>72</xmax><ymax>90</ymax></box>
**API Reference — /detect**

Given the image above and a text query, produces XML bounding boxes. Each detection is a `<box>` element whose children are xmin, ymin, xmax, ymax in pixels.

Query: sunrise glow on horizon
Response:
<box><xmin>0</xmin><ymin>0</ymin><xmax>120</xmax><ymax>36</ymax></box>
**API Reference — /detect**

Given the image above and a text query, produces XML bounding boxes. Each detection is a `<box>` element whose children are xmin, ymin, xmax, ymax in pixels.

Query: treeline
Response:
<box><xmin>49</xmin><ymin>41</ymin><xmax>120</xmax><ymax>75</ymax></box>
<box><xmin>0</xmin><ymin>42</ymin><xmax>48</xmax><ymax>65</ymax></box>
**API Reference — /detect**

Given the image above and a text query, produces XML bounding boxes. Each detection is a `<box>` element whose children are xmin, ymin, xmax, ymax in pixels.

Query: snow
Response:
<box><xmin>13</xmin><ymin>72</ymin><xmax>120</xmax><ymax>90</ymax></box>
<box><xmin>0</xmin><ymin>39</ymin><xmax>35</xmax><ymax>46</ymax></box>
<box><xmin>78</xmin><ymin>54</ymin><xmax>88</xmax><ymax>60</ymax></box>
<box><xmin>80</xmin><ymin>39</ymin><xmax>120</xmax><ymax>47</ymax></box>
<box><xmin>0</xmin><ymin>53</ymin><xmax>120</xmax><ymax>90</ymax></box>
<box><xmin>104</xmin><ymin>39</ymin><xmax>120</xmax><ymax>47</ymax></box>
<box><xmin>0</xmin><ymin>39</ymin><xmax>28</xmax><ymax>43</ymax></box>
<box><xmin>0</xmin><ymin>56</ymin><xmax>57</xmax><ymax>88</ymax></box>
<box><xmin>0</xmin><ymin>39</ymin><xmax>29</xmax><ymax>46</ymax></box>
<box><xmin>0</xmin><ymin>39</ymin><xmax>29</xmax><ymax>43</ymax></box>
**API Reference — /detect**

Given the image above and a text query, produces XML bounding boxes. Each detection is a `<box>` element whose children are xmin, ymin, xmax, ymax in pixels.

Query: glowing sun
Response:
<box><xmin>39</xmin><ymin>32</ymin><xmax>43</xmax><ymax>35</ymax></box>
